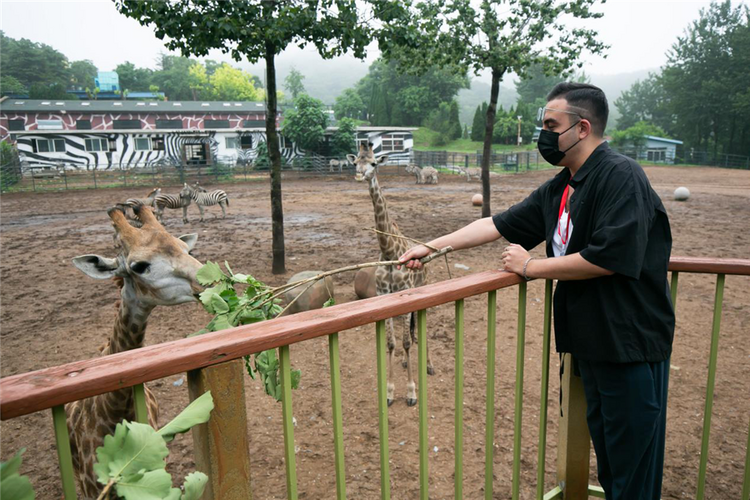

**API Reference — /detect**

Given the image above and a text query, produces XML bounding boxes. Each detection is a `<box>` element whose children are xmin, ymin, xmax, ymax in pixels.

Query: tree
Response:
<box><xmin>115</xmin><ymin>62</ymin><xmax>154</xmax><ymax>92</ymax></box>
<box><xmin>151</xmin><ymin>55</ymin><xmax>197</xmax><ymax>101</ymax></box>
<box><xmin>330</xmin><ymin>117</ymin><xmax>357</xmax><ymax>157</ymax></box>
<box><xmin>208</xmin><ymin>63</ymin><xmax>264</xmax><ymax>101</ymax></box>
<box><xmin>30</xmin><ymin>82</ymin><xmax>75</xmax><ymax>99</ymax></box>
<box><xmin>614</xmin><ymin>74</ymin><xmax>671</xmax><ymax>131</ymax></box>
<box><xmin>471</xmin><ymin>104</ymin><xmax>484</xmax><ymax>142</ymax></box>
<box><xmin>610</xmin><ymin>121</ymin><xmax>668</xmax><ymax>151</ymax></box>
<box><xmin>0</xmin><ymin>75</ymin><xmax>26</xmax><ymax>95</ymax></box>
<box><xmin>188</xmin><ymin>62</ymin><xmax>209</xmax><ymax>100</ymax></box>
<box><xmin>334</xmin><ymin>88</ymin><xmax>366</xmax><ymax>120</ymax></box>
<box><xmin>448</xmin><ymin>100</ymin><xmax>462</xmax><ymax>140</ymax></box>
<box><xmin>284</xmin><ymin>68</ymin><xmax>306</xmax><ymax>100</ymax></box>
<box><xmin>369</xmin><ymin>83</ymin><xmax>390</xmax><ymax>126</ymax></box>
<box><xmin>114</xmin><ymin>1</ymin><xmax>375</xmax><ymax>274</ymax></box>
<box><xmin>515</xmin><ymin>63</ymin><xmax>564</xmax><ymax>103</ymax></box>
<box><xmin>0</xmin><ymin>31</ymin><xmax>71</xmax><ymax>90</ymax></box>
<box><xmin>282</xmin><ymin>94</ymin><xmax>329</xmax><ymax>152</ymax></box>
<box><xmin>379</xmin><ymin>1</ymin><xmax>607</xmax><ymax>216</ymax></box>
<box><xmin>70</xmin><ymin>60</ymin><xmax>98</xmax><ymax>90</ymax></box>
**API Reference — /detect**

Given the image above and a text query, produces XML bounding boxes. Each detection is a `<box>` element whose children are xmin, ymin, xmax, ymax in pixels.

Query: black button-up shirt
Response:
<box><xmin>492</xmin><ymin>142</ymin><xmax>675</xmax><ymax>363</ymax></box>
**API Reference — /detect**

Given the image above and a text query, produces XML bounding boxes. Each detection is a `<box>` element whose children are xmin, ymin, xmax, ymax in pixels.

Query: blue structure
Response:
<box><xmin>94</xmin><ymin>71</ymin><xmax>120</xmax><ymax>92</ymax></box>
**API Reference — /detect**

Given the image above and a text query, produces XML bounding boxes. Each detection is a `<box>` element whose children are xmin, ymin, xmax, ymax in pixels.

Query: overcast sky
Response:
<box><xmin>2</xmin><ymin>0</ymin><xmax>747</xmax><ymax>81</ymax></box>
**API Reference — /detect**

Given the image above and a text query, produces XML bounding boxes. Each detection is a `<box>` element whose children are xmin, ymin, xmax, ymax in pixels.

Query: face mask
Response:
<box><xmin>537</xmin><ymin>120</ymin><xmax>581</xmax><ymax>165</ymax></box>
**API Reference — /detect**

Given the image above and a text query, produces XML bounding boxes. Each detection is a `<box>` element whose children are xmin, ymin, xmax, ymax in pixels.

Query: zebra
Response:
<box><xmin>186</xmin><ymin>182</ymin><xmax>229</xmax><ymax>221</ymax></box>
<box><xmin>459</xmin><ymin>166</ymin><xmax>482</xmax><ymax>182</ymax></box>
<box><xmin>154</xmin><ymin>185</ymin><xmax>192</xmax><ymax>224</ymax></box>
<box><xmin>123</xmin><ymin>187</ymin><xmax>161</xmax><ymax>209</ymax></box>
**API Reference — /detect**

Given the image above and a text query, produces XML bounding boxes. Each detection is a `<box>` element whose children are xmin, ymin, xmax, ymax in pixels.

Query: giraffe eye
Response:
<box><xmin>130</xmin><ymin>261</ymin><xmax>150</xmax><ymax>274</ymax></box>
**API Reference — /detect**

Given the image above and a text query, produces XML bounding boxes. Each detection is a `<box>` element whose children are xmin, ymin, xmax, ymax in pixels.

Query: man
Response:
<box><xmin>399</xmin><ymin>82</ymin><xmax>675</xmax><ymax>500</ymax></box>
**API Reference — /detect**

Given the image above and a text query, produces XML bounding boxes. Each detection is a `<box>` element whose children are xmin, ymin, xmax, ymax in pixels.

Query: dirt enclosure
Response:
<box><xmin>1</xmin><ymin>166</ymin><xmax>749</xmax><ymax>499</ymax></box>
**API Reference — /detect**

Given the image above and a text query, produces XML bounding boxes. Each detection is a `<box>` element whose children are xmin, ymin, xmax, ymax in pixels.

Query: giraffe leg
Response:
<box><xmin>386</xmin><ymin>317</ymin><xmax>396</xmax><ymax>406</ymax></box>
<box><xmin>403</xmin><ymin>313</ymin><xmax>417</xmax><ymax>406</ymax></box>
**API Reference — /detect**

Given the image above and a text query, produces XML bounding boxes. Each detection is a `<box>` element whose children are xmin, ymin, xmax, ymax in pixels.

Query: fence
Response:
<box><xmin>413</xmin><ymin>150</ymin><xmax>550</xmax><ymax>174</ymax></box>
<box><xmin>614</xmin><ymin>146</ymin><xmax>750</xmax><ymax>169</ymax></box>
<box><xmin>1</xmin><ymin>257</ymin><xmax>749</xmax><ymax>499</ymax></box>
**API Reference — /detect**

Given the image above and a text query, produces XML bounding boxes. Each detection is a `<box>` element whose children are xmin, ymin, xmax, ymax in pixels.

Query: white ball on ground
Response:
<box><xmin>674</xmin><ymin>187</ymin><xmax>690</xmax><ymax>201</ymax></box>
<box><xmin>472</xmin><ymin>194</ymin><xmax>483</xmax><ymax>206</ymax></box>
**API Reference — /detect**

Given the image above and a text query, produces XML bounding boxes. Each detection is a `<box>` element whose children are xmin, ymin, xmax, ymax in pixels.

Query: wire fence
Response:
<box><xmin>613</xmin><ymin>146</ymin><xmax>750</xmax><ymax>169</ymax></box>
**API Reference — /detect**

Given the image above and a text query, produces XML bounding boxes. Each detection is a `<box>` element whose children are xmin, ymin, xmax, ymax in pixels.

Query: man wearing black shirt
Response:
<box><xmin>399</xmin><ymin>82</ymin><xmax>674</xmax><ymax>500</ymax></box>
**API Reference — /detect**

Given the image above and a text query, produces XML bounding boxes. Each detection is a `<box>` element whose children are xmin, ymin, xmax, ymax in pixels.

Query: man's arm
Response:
<box><xmin>399</xmin><ymin>217</ymin><xmax>501</xmax><ymax>269</ymax></box>
<box><xmin>502</xmin><ymin>244</ymin><xmax>614</xmax><ymax>280</ymax></box>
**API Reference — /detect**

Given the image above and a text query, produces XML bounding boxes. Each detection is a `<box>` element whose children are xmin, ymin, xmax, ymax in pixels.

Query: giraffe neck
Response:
<box><xmin>368</xmin><ymin>175</ymin><xmax>408</xmax><ymax>260</ymax></box>
<box><xmin>102</xmin><ymin>278</ymin><xmax>154</xmax><ymax>355</ymax></box>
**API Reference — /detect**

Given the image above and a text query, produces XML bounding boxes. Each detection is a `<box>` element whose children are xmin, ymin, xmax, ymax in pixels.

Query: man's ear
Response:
<box><xmin>580</xmin><ymin>119</ymin><xmax>593</xmax><ymax>139</ymax></box>
<box><xmin>346</xmin><ymin>154</ymin><xmax>357</xmax><ymax>164</ymax></box>
<box><xmin>377</xmin><ymin>155</ymin><xmax>388</xmax><ymax>165</ymax></box>
<box><xmin>72</xmin><ymin>255</ymin><xmax>120</xmax><ymax>279</ymax></box>
<box><xmin>178</xmin><ymin>233</ymin><xmax>198</xmax><ymax>251</ymax></box>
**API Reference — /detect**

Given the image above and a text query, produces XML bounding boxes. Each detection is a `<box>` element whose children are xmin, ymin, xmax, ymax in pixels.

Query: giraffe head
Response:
<box><xmin>73</xmin><ymin>205</ymin><xmax>203</xmax><ymax>306</ymax></box>
<box><xmin>347</xmin><ymin>142</ymin><xmax>388</xmax><ymax>182</ymax></box>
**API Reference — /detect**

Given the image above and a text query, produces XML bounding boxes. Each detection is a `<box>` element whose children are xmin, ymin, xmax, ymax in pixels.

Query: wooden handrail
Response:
<box><xmin>1</xmin><ymin>257</ymin><xmax>748</xmax><ymax>420</ymax></box>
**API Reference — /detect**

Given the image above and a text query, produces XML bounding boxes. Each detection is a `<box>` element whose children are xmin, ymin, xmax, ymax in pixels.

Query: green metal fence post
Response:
<box><xmin>536</xmin><ymin>280</ymin><xmax>554</xmax><ymax>500</ymax></box>
<box><xmin>52</xmin><ymin>405</ymin><xmax>78</xmax><ymax>499</ymax></box>
<box><xmin>418</xmin><ymin>309</ymin><xmax>429</xmax><ymax>500</ymax></box>
<box><xmin>485</xmin><ymin>290</ymin><xmax>497</xmax><ymax>500</ymax></box>
<box><xmin>328</xmin><ymin>333</ymin><xmax>347</xmax><ymax>500</ymax></box>
<box><xmin>743</xmin><ymin>415</ymin><xmax>750</xmax><ymax>500</ymax></box>
<box><xmin>133</xmin><ymin>383</ymin><xmax>149</xmax><ymax>424</ymax></box>
<box><xmin>455</xmin><ymin>299</ymin><xmax>465</xmax><ymax>500</ymax></box>
<box><xmin>696</xmin><ymin>273</ymin><xmax>726</xmax><ymax>500</ymax></box>
<box><xmin>512</xmin><ymin>282</ymin><xmax>527</xmax><ymax>500</ymax></box>
<box><xmin>375</xmin><ymin>320</ymin><xmax>391</xmax><ymax>500</ymax></box>
<box><xmin>280</xmin><ymin>345</ymin><xmax>299</xmax><ymax>500</ymax></box>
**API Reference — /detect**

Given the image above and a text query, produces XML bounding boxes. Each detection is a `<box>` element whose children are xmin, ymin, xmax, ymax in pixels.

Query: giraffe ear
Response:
<box><xmin>178</xmin><ymin>233</ymin><xmax>198</xmax><ymax>251</ymax></box>
<box><xmin>377</xmin><ymin>155</ymin><xmax>388</xmax><ymax>165</ymax></box>
<box><xmin>72</xmin><ymin>255</ymin><xmax>121</xmax><ymax>279</ymax></box>
<box><xmin>346</xmin><ymin>154</ymin><xmax>357</xmax><ymax>164</ymax></box>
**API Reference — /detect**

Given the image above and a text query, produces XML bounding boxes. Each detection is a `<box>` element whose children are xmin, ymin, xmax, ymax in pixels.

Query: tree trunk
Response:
<box><xmin>265</xmin><ymin>42</ymin><xmax>286</xmax><ymax>274</ymax></box>
<box><xmin>480</xmin><ymin>68</ymin><xmax>503</xmax><ymax>218</ymax></box>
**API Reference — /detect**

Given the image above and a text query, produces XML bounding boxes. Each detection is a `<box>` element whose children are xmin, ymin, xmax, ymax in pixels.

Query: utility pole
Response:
<box><xmin>517</xmin><ymin>115</ymin><xmax>523</xmax><ymax>146</ymax></box>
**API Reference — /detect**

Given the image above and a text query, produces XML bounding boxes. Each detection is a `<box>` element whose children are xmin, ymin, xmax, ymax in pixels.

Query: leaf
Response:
<box><xmin>323</xmin><ymin>297</ymin><xmax>335</xmax><ymax>308</ymax></box>
<box><xmin>180</xmin><ymin>472</ymin><xmax>209</xmax><ymax>500</ymax></box>
<box><xmin>0</xmin><ymin>449</ymin><xmax>35</xmax><ymax>500</ymax></box>
<box><xmin>223</xmin><ymin>260</ymin><xmax>234</xmax><ymax>276</ymax></box>
<box><xmin>196</xmin><ymin>261</ymin><xmax>225</xmax><ymax>286</ymax></box>
<box><xmin>94</xmin><ymin>422</ymin><xmax>168</xmax><ymax>484</ymax></box>
<box><xmin>291</xmin><ymin>369</ymin><xmax>301</xmax><ymax>390</ymax></box>
<box><xmin>209</xmin><ymin>294</ymin><xmax>229</xmax><ymax>314</ymax></box>
<box><xmin>211</xmin><ymin>314</ymin><xmax>231</xmax><ymax>332</ymax></box>
<box><xmin>114</xmin><ymin>469</ymin><xmax>173</xmax><ymax>500</ymax></box>
<box><xmin>230</xmin><ymin>273</ymin><xmax>249</xmax><ymax>283</ymax></box>
<box><xmin>157</xmin><ymin>391</ymin><xmax>214</xmax><ymax>443</ymax></box>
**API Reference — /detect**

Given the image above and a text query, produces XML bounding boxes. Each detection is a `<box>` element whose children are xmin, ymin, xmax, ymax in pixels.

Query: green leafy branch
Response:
<box><xmin>93</xmin><ymin>391</ymin><xmax>214</xmax><ymax>500</ymax></box>
<box><xmin>0</xmin><ymin>449</ymin><xmax>35</xmax><ymax>500</ymax></box>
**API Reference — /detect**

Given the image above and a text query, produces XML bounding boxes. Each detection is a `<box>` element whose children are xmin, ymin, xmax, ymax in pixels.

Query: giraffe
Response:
<box><xmin>69</xmin><ymin>204</ymin><xmax>202</xmax><ymax>499</ymax></box>
<box><xmin>347</xmin><ymin>143</ymin><xmax>435</xmax><ymax>406</ymax></box>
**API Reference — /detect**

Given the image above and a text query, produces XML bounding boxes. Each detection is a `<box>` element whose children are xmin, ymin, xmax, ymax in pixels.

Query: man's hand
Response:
<box><xmin>501</xmin><ymin>243</ymin><xmax>531</xmax><ymax>276</ymax></box>
<box><xmin>398</xmin><ymin>245</ymin><xmax>432</xmax><ymax>270</ymax></box>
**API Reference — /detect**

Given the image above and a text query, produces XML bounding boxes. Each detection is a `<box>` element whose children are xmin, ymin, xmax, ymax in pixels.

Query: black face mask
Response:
<box><xmin>537</xmin><ymin>121</ymin><xmax>581</xmax><ymax>165</ymax></box>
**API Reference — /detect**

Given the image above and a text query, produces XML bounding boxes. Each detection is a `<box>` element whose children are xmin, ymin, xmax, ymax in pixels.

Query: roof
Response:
<box><xmin>646</xmin><ymin>135</ymin><xmax>683</xmax><ymax>145</ymax></box>
<box><xmin>330</xmin><ymin>126</ymin><xmax>418</xmax><ymax>132</ymax></box>
<box><xmin>0</xmin><ymin>99</ymin><xmax>267</xmax><ymax>113</ymax></box>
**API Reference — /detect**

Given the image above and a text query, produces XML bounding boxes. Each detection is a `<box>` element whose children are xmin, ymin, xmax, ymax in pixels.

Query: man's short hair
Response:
<box><xmin>547</xmin><ymin>82</ymin><xmax>609</xmax><ymax>136</ymax></box>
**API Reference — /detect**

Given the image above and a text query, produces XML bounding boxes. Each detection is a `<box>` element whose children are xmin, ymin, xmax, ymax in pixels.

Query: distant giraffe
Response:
<box><xmin>348</xmin><ymin>143</ymin><xmax>435</xmax><ymax>406</ymax></box>
<box><xmin>69</xmin><ymin>205</ymin><xmax>202</xmax><ymax>498</ymax></box>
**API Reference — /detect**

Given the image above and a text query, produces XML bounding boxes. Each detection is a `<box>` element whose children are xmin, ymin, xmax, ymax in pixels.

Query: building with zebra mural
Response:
<box><xmin>0</xmin><ymin>98</ymin><xmax>415</xmax><ymax>170</ymax></box>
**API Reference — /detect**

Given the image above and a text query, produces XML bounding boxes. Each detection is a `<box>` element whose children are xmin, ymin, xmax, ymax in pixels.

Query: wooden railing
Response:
<box><xmin>1</xmin><ymin>257</ymin><xmax>749</xmax><ymax>500</ymax></box>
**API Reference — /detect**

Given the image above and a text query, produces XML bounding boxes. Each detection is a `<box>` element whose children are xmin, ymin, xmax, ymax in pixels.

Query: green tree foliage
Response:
<box><xmin>614</xmin><ymin>74</ymin><xmax>671</xmax><ymax>130</ymax></box>
<box><xmin>115</xmin><ymin>0</ymin><xmax>376</xmax><ymax>275</ymax></box>
<box><xmin>0</xmin><ymin>449</ymin><xmax>35</xmax><ymax>500</ymax></box>
<box><xmin>0</xmin><ymin>31</ymin><xmax>71</xmax><ymax>97</ymax></box>
<box><xmin>610</xmin><ymin>121</ymin><xmax>669</xmax><ymax>149</ymax></box>
<box><xmin>284</xmin><ymin>68</ymin><xmax>306</xmax><ymax>100</ymax></box>
<box><xmin>115</xmin><ymin>62</ymin><xmax>154</xmax><ymax>92</ymax></box>
<box><xmin>330</xmin><ymin>117</ymin><xmax>357</xmax><ymax>156</ymax></box>
<box><xmin>282</xmin><ymin>94</ymin><xmax>329</xmax><ymax>152</ymax></box>
<box><xmin>448</xmin><ymin>100</ymin><xmax>462</xmax><ymax>140</ymax></box>
<box><xmin>471</xmin><ymin>104</ymin><xmax>485</xmax><ymax>142</ymax></box>
<box><xmin>0</xmin><ymin>75</ymin><xmax>27</xmax><ymax>96</ymax></box>
<box><xmin>515</xmin><ymin>63</ymin><xmax>564</xmax><ymax>103</ymax></box>
<box><xmin>29</xmin><ymin>82</ymin><xmax>74</xmax><ymax>100</ymax></box>
<box><xmin>187</xmin><ymin>62</ymin><xmax>209</xmax><ymax>100</ymax></box>
<box><xmin>69</xmin><ymin>60</ymin><xmax>97</xmax><ymax>90</ymax></box>
<box><xmin>378</xmin><ymin>0</ymin><xmax>607</xmax><ymax>216</ymax></box>
<box><xmin>208</xmin><ymin>63</ymin><xmax>264</xmax><ymax>101</ymax></box>
<box><xmin>150</xmin><ymin>55</ymin><xmax>196</xmax><ymax>101</ymax></box>
<box><xmin>353</xmin><ymin>58</ymin><xmax>468</xmax><ymax>127</ymax></box>
<box><xmin>333</xmin><ymin>88</ymin><xmax>366</xmax><ymax>120</ymax></box>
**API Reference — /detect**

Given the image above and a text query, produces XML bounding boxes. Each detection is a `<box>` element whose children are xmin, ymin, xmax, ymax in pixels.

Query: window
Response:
<box><xmin>135</xmin><ymin>138</ymin><xmax>151</xmax><ymax>151</ymax></box>
<box><xmin>226</xmin><ymin>136</ymin><xmax>239</xmax><ymax>149</ymax></box>
<box><xmin>242</xmin><ymin>119</ymin><xmax>265</xmax><ymax>127</ymax></box>
<box><xmin>279</xmin><ymin>135</ymin><xmax>289</xmax><ymax>149</ymax></box>
<box><xmin>8</xmin><ymin>120</ymin><xmax>25</xmax><ymax>131</ymax></box>
<box><xmin>113</xmin><ymin>120</ymin><xmax>141</xmax><ymax>130</ymax></box>
<box><xmin>76</xmin><ymin>120</ymin><xmax>92</xmax><ymax>130</ymax></box>
<box><xmin>33</xmin><ymin>139</ymin><xmax>66</xmax><ymax>153</ymax></box>
<box><xmin>647</xmin><ymin>148</ymin><xmax>667</xmax><ymax>162</ymax></box>
<box><xmin>152</xmin><ymin>136</ymin><xmax>165</xmax><ymax>151</ymax></box>
<box><xmin>85</xmin><ymin>138</ymin><xmax>109</xmax><ymax>152</ymax></box>
<box><xmin>357</xmin><ymin>138</ymin><xmax>370</xmax><ymax>150</ymax></box>
<box><xmin>38</xmin><ymin>120</ymin><xmax>64</xmax><ymax>130</ymax></box>
<box><xmin>240</xmin><ymin>135</ymin><xmax>252</xmax><ymax>149</ymax></box>
<box><xmin>156</xmin><ymin>119</ymin><xmax>182</xmax><ymax>129</ymax></box>
<box><xmin>204</xmin><ymin>119</ymin><xmax>230</xmax><ymax>129</ymax></box>
<box><xmin>381</xmin><ymin>134</ymin><xmax>405</xmax><ymax>152</ymax></box>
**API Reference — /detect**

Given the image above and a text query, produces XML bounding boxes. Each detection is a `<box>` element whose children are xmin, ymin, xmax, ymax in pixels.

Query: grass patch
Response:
<box><xmin>412</xmin><ymin>127</ymin><xmax>537</xmax><ymax>153</ymax></box>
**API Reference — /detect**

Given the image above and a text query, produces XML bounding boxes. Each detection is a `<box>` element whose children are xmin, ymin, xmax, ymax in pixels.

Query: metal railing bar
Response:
<box><xmin>536</xmin><ymin>280</ymin><xmax>553</xmax><ymax>500</ymax></box>
<box><xmin>455</xmin><ymin>299</ymin><xmax>465</xmax><ymax>500</ymax></box>
<box><xmin>280</xmin><ymin>345</ymin><xmax>299</xmax><ymax>500</ymax></box>
<box><xmin>132</xmin><ymin>383</ymin><xmax>149</xmax><ymax>424</ymax></box>
<box><xmin>587</xmin><ymin>485</ymin><xmax>607</xmax><ymax>498</ymax></box>
<box><xmin>542</xmin><ymin>485</ymin><xmax>563</xmax><ymax>500</ymax></box>
<box><xmin>328</xmin><ymin>333</ymin><xmax>347</xmax><ymax>500</ymax></box>
<box><xmin>418</xmin><ymin>309</ymin><xmax>429</xmax><ymax>500</ymax></box>
<box><xmin>512</xmin><ymin>282</ymin><xmax>527</xmax><ymax>500</ymax></box>
<box><xmin>485</xmin><ymin>290</ymin><xmax>498</xmax><ymax>500</ymax></box>
<box><xmin>696</xmin><ymin>273</ymin><xmax>725</xmax><ymax>500</ymax></box>
<box><xmin>52</xmin><ymin>405</ymin><xmax>77</xmax><ymax>500</ymax></box>
<box><xmin>375</xmin><ymin>320</ymin><xmax>391</xmax><ymax>500</ymax></box>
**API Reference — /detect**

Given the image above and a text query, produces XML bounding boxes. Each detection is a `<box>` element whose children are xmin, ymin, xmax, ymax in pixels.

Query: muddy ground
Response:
<box><xmin>1</xmin><ymin>166</ymin><xmax>749</xmax><ymax>499</ymax></box>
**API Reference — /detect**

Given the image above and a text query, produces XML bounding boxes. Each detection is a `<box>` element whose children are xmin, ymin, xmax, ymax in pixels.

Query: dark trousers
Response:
<box><xmin>577</xmin><ymin>359</ymin><xmax>669</xmax><ymax>500</ymax></box>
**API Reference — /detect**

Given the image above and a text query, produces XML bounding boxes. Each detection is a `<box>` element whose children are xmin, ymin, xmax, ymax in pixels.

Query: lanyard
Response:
<box><xmin>557</xmin><ymin>184</ymin><xmax>571</xmax><ymax>245</ymax></box>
